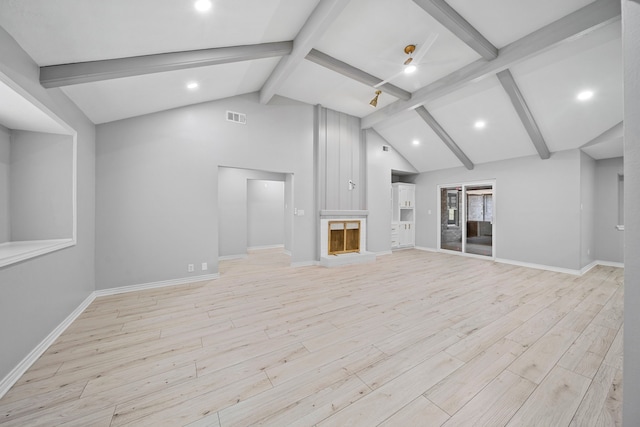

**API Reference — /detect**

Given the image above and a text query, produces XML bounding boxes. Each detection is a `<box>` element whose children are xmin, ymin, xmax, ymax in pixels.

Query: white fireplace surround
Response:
<box><xmin>319</xmin><ymin>210</ymin><xmax>376</xmax><ymax>267</ymax></box>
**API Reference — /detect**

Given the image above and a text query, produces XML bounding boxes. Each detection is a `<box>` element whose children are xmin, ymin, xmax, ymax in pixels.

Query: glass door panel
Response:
<box><xmin>440</xmin><ymin>187</ymin><xmax>462</xmax><ymax>252</ymax></box>
<box><xmin>465</xmin><ymin>186</ymin><xmax>493</xmax><ymax>257</ymax></box>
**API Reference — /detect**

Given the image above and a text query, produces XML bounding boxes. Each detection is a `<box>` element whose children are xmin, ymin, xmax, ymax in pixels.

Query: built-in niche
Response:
<box><xmin>0</xmin><ymin>73</ymin><xmax>76</xmax><ymax>268</ymax></box>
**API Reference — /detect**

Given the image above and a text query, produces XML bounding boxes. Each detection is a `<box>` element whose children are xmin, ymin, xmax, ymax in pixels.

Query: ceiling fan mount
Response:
<box><xmin>404</xmin><ymin>44</ymin><xmax>416</xmax><ymax>65</ymax></box>
<box><xmin>374</xmin><ymin>34</ymin><xmax>439</xmax><ymax>89</ymax></box>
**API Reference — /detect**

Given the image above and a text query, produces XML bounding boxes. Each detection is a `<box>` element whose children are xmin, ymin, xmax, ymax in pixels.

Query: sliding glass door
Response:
<box><xmin>439</xmin><ymin>181</ymin><xmax>495</xmax><ymax>257</ymax></box>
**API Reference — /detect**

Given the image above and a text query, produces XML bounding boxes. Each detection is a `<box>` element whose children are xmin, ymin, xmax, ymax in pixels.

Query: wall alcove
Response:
<box><xmin>0</xmin><ymin>72</ymin><xmax>77</xmax><ymax>268</ymax></box>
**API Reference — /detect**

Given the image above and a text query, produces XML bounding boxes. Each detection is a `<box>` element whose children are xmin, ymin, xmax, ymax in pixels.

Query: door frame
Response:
<box><xmin>436</xmin><ymin>179</ymin><xmax>496</xmax><ymax>259</ymax></box>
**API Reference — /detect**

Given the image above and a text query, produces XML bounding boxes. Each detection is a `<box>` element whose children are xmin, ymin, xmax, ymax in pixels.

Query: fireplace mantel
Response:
<box><xmin>320</xmin><ymin>210</ymin><xmax>369</xmax><ymax>217</ymax></box>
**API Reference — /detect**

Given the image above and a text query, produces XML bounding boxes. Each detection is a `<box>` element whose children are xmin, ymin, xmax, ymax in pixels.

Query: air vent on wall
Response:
<box><xmin>226</xmin><ymin>110</ymin><xmax>246</xmax><ymax>124</ymax></box>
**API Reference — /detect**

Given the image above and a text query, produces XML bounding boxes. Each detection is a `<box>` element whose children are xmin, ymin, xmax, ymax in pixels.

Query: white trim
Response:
<box><xmin>319</xmin><ymin>210</ymin><xmax>369</xmax><ymax>217</ymax></box>
<box><xmin>0</xmin><ymin>292</ymin><xmax>95</xmax><ymax>399</ymax></box>
<box><xmin>580</xmin><ymin>260</ymin><xmax>599</xmax><ymax>275</ymax></box>
<box><xmin>0</xmin><ymin>239</ymin><xmax>75</xmax><ymax>268</ymax></box>
<box><xmin>415</xmin><ymin>246</ymin><xmax>437</xmax><ymax>252</ymax></box>
<box><xmin>616</xmin><ymin>225</ymin><xmax>624</xmax><ymax>231</ymax></box>
<box><xmin>247</xmin><ymin>244</ymin><xmax>284</xmax><ymax>251</ymax></box>
<box><xmin>94</xmin><ymin>274</ymin><xmax>220</xmax><ymax>297</ymax></box>
<box><xmin>596</xmin><ymin>260</ymin><xmax>625</xmax><ymax>268</ymax></box>
<box><xmin>291</xmin><ymin>260</ymin><xmax>319</xmax><ymax>267</ymax></box>
<box><xmin>495</xmin><ymin>257</ymin><xmax>583</xmax><ymax>275</ymax></box>
<box><xmin>375</xmin><ymin>250</ymin><xmax>393</xmax><ymax>256</ymax></box>
<box><xmin>218</xmin><ymin>254</ymin><xmax>248</xmax><ymax>261</ymax></box>
<box><xmin>283</xmin><ymin>249</ymin><xmax>292</xmax><ymax>256</ymax></box>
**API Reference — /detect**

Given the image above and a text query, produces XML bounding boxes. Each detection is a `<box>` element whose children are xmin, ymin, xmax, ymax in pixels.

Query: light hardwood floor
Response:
<box><xmin>0</xmin><ymin>249</ymin><xmax>623</xmax><ymax>426</ymax></box>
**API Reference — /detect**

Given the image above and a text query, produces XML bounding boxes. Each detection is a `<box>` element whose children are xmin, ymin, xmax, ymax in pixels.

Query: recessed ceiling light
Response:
<box><xmin>577</xmin><ymin>90</ymin><xmax>594</xmax><ymax>101</ymax></box>
<box><xmin>404</xmin><ymin>65</ymin><xmax>417</xmax><ymax>74</ymax></box>
<box><xmin>474</xmin><ymin>120</ymin><xmax>486</xmax><ymax>129</ymax></box>
<box><xmin>412</xmin><ymin>139</ymin><xmax>420</xmax><ymax>145</ymax></box>
<box><xmin>194</xmin><ymin>0</ymin><xmax>212</xmax><ymax>12</ymax></box>
<box><xmin>187</xmin><ymin>82</ymin><xmax>199</xmax><ymax>90</ymax></box>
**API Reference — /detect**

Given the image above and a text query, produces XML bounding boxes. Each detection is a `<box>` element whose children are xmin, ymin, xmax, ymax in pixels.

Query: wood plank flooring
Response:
<box><xmin>0</xmin><ymin>249</ymin><xmax>624</xmax><ymax>426</ymax></box>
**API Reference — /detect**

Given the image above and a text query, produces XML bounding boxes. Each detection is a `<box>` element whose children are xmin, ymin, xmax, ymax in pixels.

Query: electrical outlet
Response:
<box><xmin>201</xmin><ymin>262</ymin><xmax>208</xmax><ymax>271</ymax></box>
<box><xmin>188</xmin><ymin>264</ymin><xmax>194</xmax><ymax>272</ymax></box>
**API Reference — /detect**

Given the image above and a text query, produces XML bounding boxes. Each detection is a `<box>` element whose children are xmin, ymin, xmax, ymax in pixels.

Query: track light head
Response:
<box><xmin>370</xmin><ymin>90</ymin><xmax>382</xmax><ymax>107</ymax></box>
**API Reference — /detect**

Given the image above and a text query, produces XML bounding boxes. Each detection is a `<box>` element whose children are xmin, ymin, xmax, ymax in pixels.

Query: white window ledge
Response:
<box><xmin>0</xmin><ymin>239</ymin><xmax>75</xmax><ymax>268</ymax></box>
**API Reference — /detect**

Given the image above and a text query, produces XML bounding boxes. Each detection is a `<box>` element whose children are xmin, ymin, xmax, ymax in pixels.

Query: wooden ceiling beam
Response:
<box><xmin>497</xmin><ymin>69</ymin><xmax>551</xmax><ymax>159</ymax></box>
<box><xmin>259</xmin><ymin>0</ymin><xmax>350</xmax><ymax>104</ymax></box>
<box><xmin>40</xmin><ymin>42</ymin><xmax>293</xmax><ymax>88</ymax></box>
<box><xmin>305</xmin><ymin>49</ymin><xmax>411</xmax><ymax>101</ymax></box>
<box><xmin>412</xmin><ymin>0</ymin><xmax>498</xmax><ymax>60</ymax></box>
<box><xmin>363</xmin><ymin>0</ymin><xmax>621</xmax><ymax>129</ymax></box>
<box><xmin>415</xmin><ymin>106</ymin><xmax>474</xmax><ymax>170</ymax></box>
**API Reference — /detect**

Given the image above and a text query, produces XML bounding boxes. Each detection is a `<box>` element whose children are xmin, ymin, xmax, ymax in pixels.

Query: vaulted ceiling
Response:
<box><xmin>0</xmin><ymin>0</ymin><xmax>623</xmax><ymax>172</ymax></box>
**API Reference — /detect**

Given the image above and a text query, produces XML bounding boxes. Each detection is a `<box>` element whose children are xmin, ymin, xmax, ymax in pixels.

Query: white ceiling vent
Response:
<box><xmin>226</xmin><ymin>110</ymin><xmax>246</xmax><ymax>124</ymax></box>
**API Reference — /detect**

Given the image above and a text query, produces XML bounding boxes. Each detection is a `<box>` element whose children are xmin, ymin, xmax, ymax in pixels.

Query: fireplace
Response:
<box><xmin>319</xmin><ymin>211</ymin><xmax>375</xmax><ymax>267</ymax></box>
<box><xmin>328</xmin><ymin>220</ymin><xmax>360</xmax><ymax>255</ymax></box>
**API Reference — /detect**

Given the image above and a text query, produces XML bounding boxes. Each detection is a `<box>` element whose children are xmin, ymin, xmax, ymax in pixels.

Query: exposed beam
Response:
<box><xmin>412</xmin><ymin>0</ymin><xmax>498</xmax><ymax>60</ymax></box>
<box><xmin>415</xmin><ymin>106</ymin><xmax>474</xmax><ymax>170</ymax></box>
<box><xmin>40</xmin><ymin>42</ymin><xmax>293</xmax><ymax>88</ymax></box>
<box><xmin>497</xmin><ymin>69</ymin><xmax>551</xmax><ymax>159</ymax></box>
<box><xmin>259</xmin><ymin>0</ymin><xmax>350</xmax><ymax>104</ymax></box>
<box><xmin>305</xmin><ymin>49</ymin><xmax>411</xmax><ymax>101</ymax></box>
<box><xmin>363</xmin><ymin>0</ymin><xmax>621</xmax><ymax>129</ymax></box>
<box><xmin>580</xmin><ymin>121</ymin><xmax>623</xmax><ymax>148</ymax></box>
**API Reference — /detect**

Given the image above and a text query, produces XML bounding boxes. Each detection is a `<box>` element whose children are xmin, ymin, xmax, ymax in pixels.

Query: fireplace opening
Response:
<box><xmin>328</xmin><ymin>220</ymin><xmax>360</xmax><ymax>255</ymax></box>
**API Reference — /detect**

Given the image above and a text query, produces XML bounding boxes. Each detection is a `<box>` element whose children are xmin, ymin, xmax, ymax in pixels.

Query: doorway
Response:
<box><xmin>438</xmin><ymin>181</ymin><xmax>495</xmax><ymax>258</ymax></box>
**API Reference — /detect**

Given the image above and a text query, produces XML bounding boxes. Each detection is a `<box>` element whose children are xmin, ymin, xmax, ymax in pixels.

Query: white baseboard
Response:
<box><xmin>1</xmin><ymin>273</ymin><xmax>221</xmax><ymax>398</ymax></box>
<box><xmin>247</xmin><ymin>244</ymin><xmax>284</xmax><ymax>251</ymax></box>
<box><xmin>596</xmin><ymin>260</ymin><xmax>625</xmax><ymax>268</ymax></box>
<box><xmin>375</xmin><ymin>250</ymin><xmax>393</xmax><ymax>256</ymax></box>
<box><xmin>291</xmin><ymin>260</ymin><xmax>319</xmax><ymax>267</ymax></box>
<box><xmin>94</xmin><ymin>273</ymin><xmax>220</xmax><ymax>297</ymax></box>
<box><xmin>283</xmin><ymin>250</ymin><xmax>292</xmax><ymax>257</ymax></box>
<box><xmin>0</xmin><ymin>292</ymin><xmax>96</xmax><ymax>399</ymax></box>
<box><xmin>495</xmin><ymin>258</ymin><xmax>583</xmax><ymax>275</ymax></box>
<box><xmin>414</xmin><ymin>246</ymin><xmax>437</xmax><ymax>253</ymax></box>
<box><xmin>580</xmin><ymin>260</ymin><xmax>599</xmax><ymax>275</ymax></box>
<box><xmin>218</xmin><ymin>254</ymin><xmax>248</xmax><ymax>261</ymax></box>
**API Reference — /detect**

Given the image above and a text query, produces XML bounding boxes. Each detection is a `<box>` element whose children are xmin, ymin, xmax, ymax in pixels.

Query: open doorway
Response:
<box><xmin>218</xmin><ymin>167</ymin><xmax>293</xmax><ymax>260</ymax></box>
<box><xmin>438</xmin><ymin>181</ymin><xmax>495</xmax><ymax>258</ymax></box>
<box><xmin>247</xmin><ymin>179</ymin><xmax>285</xmax><ymax>250</ymax></box>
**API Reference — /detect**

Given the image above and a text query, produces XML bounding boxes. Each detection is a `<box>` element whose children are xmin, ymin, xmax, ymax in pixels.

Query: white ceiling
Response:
<box><xmin>0</xmin><ymin>0</ymin><xmax>623</xmax><ymax>171</ymax></box>
<box><xmin>0</xmin><ymin>79</ymin><xmax>70</xmax><ymax>134</ymax></box>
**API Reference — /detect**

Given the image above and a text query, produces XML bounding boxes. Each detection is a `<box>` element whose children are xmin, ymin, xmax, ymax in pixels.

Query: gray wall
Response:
<box><xmin>96</xmin><ymin>93</ymin><xmax>314</xmax><ymax>289</ymax></box>
<box><xmin>316</xmin><ymin>106</ymin><xmax>365</xmax><ymax>211</ymax></box>
<box><xmin>218</xmin><ymin>167</ymin><xmax>286</xmax><ymax>257</ymax></box>
<box><xmin>580</xmin><ymin>151</ymin><xmax>596</xmax><ymax>267</ymax></box>
<box><xmin>247</xmin><ymin>180</ymin><xmax>284</xmax><ymax>249</ymax></box>
<box><xmin>9</xmin><ymin>131</ymin><xmax>73</xmax><ymax>241</ymax></box>
<box><xmin>0</xmin><ymin>125</ymin><xmax>9</xmax><ymax>243</ymax></box>
<box><xmin>0</xmin><ymin>26</ymin><xmax>95</xmax><ymax>383</ymax></box>
<box><xmin>284</xmin><ymin>173</ymin><xmax>293</xmax><ymax>254</ymax></box>
<box><xmin>365</xmin><ymin>130</ymin><xmax>418</xmax><ymax>254</ymax></box>
<box><xmin>414</xmin><ymin>149</ymin><xmax>584</xmax><ymax>270</ymax></box>
<box><xmin>623</xmin><ymin>1</ymin><xmax>640</xmax><ymax>424</ymax></box>
<box><xmin>594</xmin><ymin>157</ymin><xmax>624</xmax><ymax>263</ymax></box>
